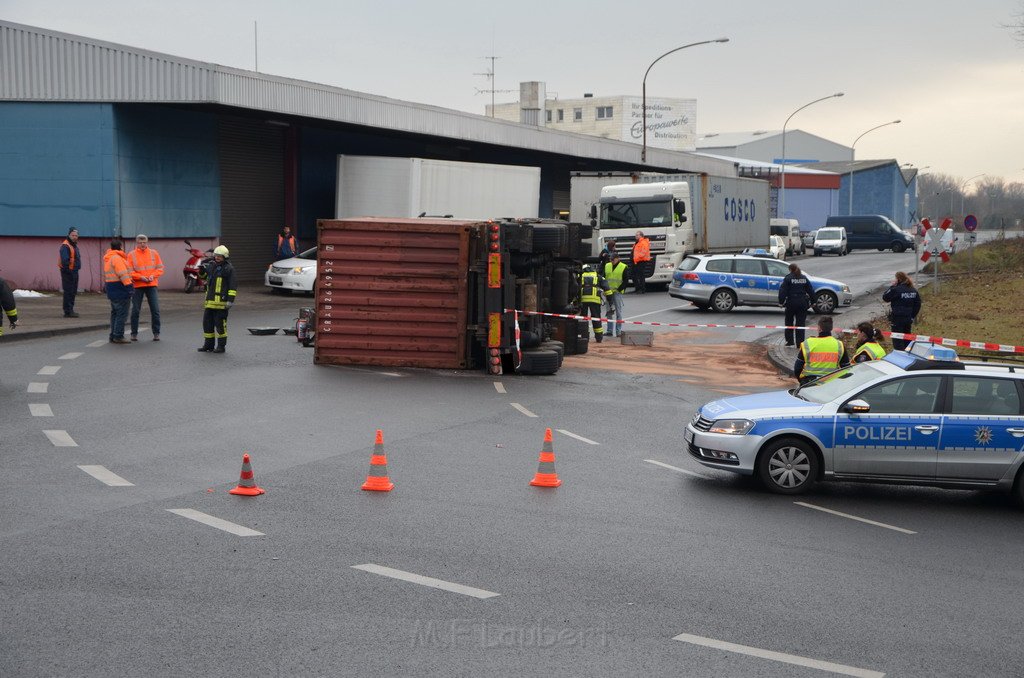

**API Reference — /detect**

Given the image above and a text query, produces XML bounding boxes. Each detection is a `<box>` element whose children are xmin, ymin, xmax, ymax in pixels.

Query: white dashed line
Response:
<box><xmin>672</xmin><ymin>633</ymin><xmax>885</xmax><ymax>677</ymax></box>
<box><xmin>557</xmin><ymin>429</ymin><xmax>599</xmax><ymax>445</ymax></box>
<box><xmin>78</xmin><ymin>465</ymin><xmax>135</xmax><ymax>487</ymax></box>
<box><xmin>510</xmin><ymin>402</ymin><xmax>538</xmax><ymax>418</ymax></box>
<box><xmin>27</xmin><ymin>382</ymin><xmax>49</xmax><ymax>394</ymax></box>
<box><xmin>351</xmin><ymin>564</ymin><xmax>500</xmax><ymax>599</ymax></box>
<box><xmin>59</xmin><ymin>352</ymin><xmax>84</xmax><ymax>360</ymax></box>
<box><xmin>794</xmin><ymin>502</ymin><xmax>917</xmax><ymax>534</ymax></box>
<box><xmin>644</xmin><ymin>459</ymin><xmax>711</xmax><ymax>479</ymax></box>
<box><xmin>43</xmin><ymin>430</ymin><xmax>78</xmax><ymax>447</ymax></box>
<box><xmin>493</xmin><ymin>382</ymin><xmax>507</xmax><ymax>394</ymax></box>
<box><xmin>38</xmin><ymin>366</ymin><xmax>61</xmax><ymax>375</ymax></box>
<box><xmin>29</xmin><ymin>404</ymin><xmax>54</xmax><ymax>417</ymax></box>
<box><xmin>86</xmin><ymin>339</ymin><xmax>108</xmax><ymax>348</ymax></box>
<box><xmin>166</xmin><ymin>509</ymin><xmax>264</xmax><ymax>536</ymax></box>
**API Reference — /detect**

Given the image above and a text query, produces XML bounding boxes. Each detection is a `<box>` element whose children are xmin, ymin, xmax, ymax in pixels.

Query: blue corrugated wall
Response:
<box><xmin>838</xmin><ymin>164</ymin><xmax>916</xmax><ymax>226</ymax></box>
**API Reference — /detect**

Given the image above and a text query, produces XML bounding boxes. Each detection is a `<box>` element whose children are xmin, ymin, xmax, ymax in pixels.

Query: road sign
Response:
<box><xmin>964</xmin><ymin>214</ymin><xmax>978</xmax><ymax>232</ymax></box>
<box><xmin>920</xmin><ymin>217</ymin><xmax>951</xmax><ymax>263</ymax></box>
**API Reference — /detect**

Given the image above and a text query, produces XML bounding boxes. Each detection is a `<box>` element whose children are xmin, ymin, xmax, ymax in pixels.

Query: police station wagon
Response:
<box><xmin>684</xmin><ymin>343</ymin><xmax>1024</xmax><ymax>503</ymax></box>
<box><xmin>668</xmin><ymin>253</ymin><xmax>852</xmax><ymax>314</ymax></box>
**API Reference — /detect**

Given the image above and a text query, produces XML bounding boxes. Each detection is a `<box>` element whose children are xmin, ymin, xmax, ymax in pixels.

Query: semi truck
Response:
<box><xmin>312</xmin><ymin>217</ymin><xmax>592</xmax><ymax>376</ymax></box>
<box><xmin>336</xmin><ymin>156</ymin><xmax>541</xmax><ymax>220</ymax></box>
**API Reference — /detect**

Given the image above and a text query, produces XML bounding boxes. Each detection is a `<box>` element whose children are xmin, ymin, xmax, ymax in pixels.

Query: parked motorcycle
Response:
<box><xmin>183</xmin><ymin>240</ymin><xmax>213</xmax><ymax>293</ymax></box>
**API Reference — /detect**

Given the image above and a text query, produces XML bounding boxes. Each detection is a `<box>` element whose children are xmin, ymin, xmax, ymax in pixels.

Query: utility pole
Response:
<box><xmin>474</xmin><ymin>56</ymin><xmax>514</xmax><ymax>117</ymax></box>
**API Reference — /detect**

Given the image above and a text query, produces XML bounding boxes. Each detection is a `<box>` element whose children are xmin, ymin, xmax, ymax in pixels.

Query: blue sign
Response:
<box><xmin>964</xmin><ymin>214</ymin><xmax>978</xmax><ymax>232</ymax></box>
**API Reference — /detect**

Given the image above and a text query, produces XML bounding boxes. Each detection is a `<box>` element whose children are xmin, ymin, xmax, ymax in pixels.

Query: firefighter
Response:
<box><xmin>197</xmin><ymin>245</ymin><xmax>236</xmax><ymax>354</ymax></box>
<box><xmin>851</xmin><ymin>321</ymin><xmax>887</xmax><ymax>363</ymax></box>
<box><xmin>579</xmin><ymin>265</ymin><xmax>606</xmax><ymax>343</ymax></box>
<box><xmin>794</xmin><ymin>316</ymin><xmax>849</xmax><ymax>384</ymax></box>
<box><xmin>603</xmin><ymin>253</ymin><xmax>628</xmax><ymax>338</ymax></box>
<box><xmin>0</xmin><ymin>276</ymin><xmax>18</xmax><ymax>338</ymax></box>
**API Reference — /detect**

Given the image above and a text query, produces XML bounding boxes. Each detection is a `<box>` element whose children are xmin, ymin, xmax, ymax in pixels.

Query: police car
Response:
<box><xmin>685</xmin><ymin>343</ymin><xmax>1024</xmax><ymax>503</ymax></box>
<box><xmin>668</xmin><ymin>253</ymin><xmax>852</xmax><ymax>314</ymax></box>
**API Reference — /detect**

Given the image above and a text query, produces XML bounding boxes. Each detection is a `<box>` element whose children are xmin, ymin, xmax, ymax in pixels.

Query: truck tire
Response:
<box><xmin>575</xmin><ymin>335</ymin><xmax>589</xmax><ymax>355</ymax></box>
<box><xmin>540</xmin><ymin>340</ymin><xmax>565</xmax><ymax>360</ymax></box>
<box><xmin>531</xmin><ymin>224</ymin><xmax>566</xmax><ymax>253</ymax></box>
<box><xmin>517</xmin><ymin>348</ymin><xmax>560</xmax><ymax>375</ymax></box>
<box><xmin>520</xmin><ymin>330</ymin><xmax>542</xmax><ymax>349</ymax></box>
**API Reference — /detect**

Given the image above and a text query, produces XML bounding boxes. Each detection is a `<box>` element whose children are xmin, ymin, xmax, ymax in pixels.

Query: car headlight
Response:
<box><xmin>842</xmin><ymin>285</ymin><xmax>850</xmax><ymax>293</ymax></box>
<box><xmin>292</xmin><ymin>266</ymin><xmax>313</xmax><ymax>274</ymax></box>
<box><xmin>709</xmin><ymin>419</ymin><xmax>754</xmax><ymax>435</ymax></box>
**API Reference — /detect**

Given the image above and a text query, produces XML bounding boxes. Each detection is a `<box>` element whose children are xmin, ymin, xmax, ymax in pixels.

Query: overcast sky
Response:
<box><xmin>3</xmin><ymin>0</ymin><xmax>1023</xmax><ymax>184</ymax></box>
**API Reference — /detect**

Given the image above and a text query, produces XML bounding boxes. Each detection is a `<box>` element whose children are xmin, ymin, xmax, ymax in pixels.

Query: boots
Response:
<box><xmin>197</xmin><ymin>338</ymin><xmax>215</xmax><ymax>352</ymax></box>
<box><xmin>213</xmin><ymin>338</ymin><xmax>226</xmax><ymax>354</ymax></box>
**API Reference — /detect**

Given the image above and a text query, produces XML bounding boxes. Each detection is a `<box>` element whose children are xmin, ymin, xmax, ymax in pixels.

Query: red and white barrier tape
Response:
<box><xmin>506</xmin><ymin>309</ymin><xmax>1024</xmax><ymax>355</ymax></box>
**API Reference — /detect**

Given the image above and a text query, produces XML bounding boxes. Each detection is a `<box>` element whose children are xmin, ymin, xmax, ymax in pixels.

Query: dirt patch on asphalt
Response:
<box><xmin>563</xmin><ymin>332</ymin><xmax>791</xmax><ymax>392</ymax></box>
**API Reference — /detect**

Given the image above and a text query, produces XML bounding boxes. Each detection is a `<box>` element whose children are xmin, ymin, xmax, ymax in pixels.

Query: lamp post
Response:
<box><xmin>780</xmin><ymin>92</ymin><xmax>844</xmax><ymax>219</ymax></box>
<box><xmin>847</xmin><ymin>119</ymin><xmax>901</xmax><ymax>215</ymax></box>
<box><xmin>641</xmin><ymin>38</ymin><xmax>729</xmax><ymax>163</ymax></box>
<box><xmin>956</xmin><ymin>173</ymin><xmax>985</xmax><ymax>216</ymax></box>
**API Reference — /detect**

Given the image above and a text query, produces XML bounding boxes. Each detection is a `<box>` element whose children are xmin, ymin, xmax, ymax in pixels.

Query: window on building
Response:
<box><xmin>545</xmin><ymin>110</ymin><xmax>552</xmax><ymax>123</ymax></box>
<box><xmin>557</xmin><ymin>109</ymin><xmax>564</xmax><ymax>122</ymax></box>
<box><xmin>573</xmin><ymin>108</ymin><xmax>582</xmax><ymax>122</ymax></box>
<box><xmin>597</xmin><ymin>106</ymin><xmax>613</xmax><ymax>120</ymax></box>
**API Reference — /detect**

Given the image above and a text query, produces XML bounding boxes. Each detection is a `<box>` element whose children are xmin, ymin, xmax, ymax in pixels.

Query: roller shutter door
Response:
<box><xmin>218</xmin><ymin>118</ymin><xmax>285</xmax><ymax>282</ymax></box>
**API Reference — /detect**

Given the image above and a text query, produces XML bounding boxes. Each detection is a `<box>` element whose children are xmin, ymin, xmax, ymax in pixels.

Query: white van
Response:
<box><xmin>813</xmin><ymin>226</ymin><xmax>848</xmax><ymax>256</ymax></box>
<box><xmin>770</xmin><ymin>218</ymin><xmax>803</xmax><ymax>255</ymax></box>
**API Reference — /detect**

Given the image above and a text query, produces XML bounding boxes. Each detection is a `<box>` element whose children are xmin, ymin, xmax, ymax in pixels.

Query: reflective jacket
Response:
<box><xmin>796</xmin><ymin>335</ymin><xmax>848</xmax><ymax>379</ymax></box>
<box><xmin>632</xmin><ymin>237</ymin><xmax>651</xmax><ymax>263</ymax></box>
<box><xmin>59</xmin><ymin>239</ymin><xmax>81</xmax><ymax>271</ymax></box>
<box><xmin>200</xmin><ymin>259</ymin><xmax>237</xmax><ymax>310</ymax></box>
<box><xmin>127</xmin><ymin>247</ymin><xmax>165</xmax><ymax>288</ymax></box>
<box><xmin>276</xmin><ymin>233</ymin><xmax>298</xmax><ymax>259</ymax></box>
<box><xmin>580</xmin><ymin>271</ymin><xmax>605</xmax><ymax>304</ymax></box>
<box><xmin>603</xmin><ymin>262</ymin><xmax>628</xmax><ymax>294</ymax></box>
<box><xmin>852</xmin><ymin>341</ymin><xmax>886</xmax><ymax>363</ymax></box>
<box><xmin>103</xmin><ymin>249</ymin><xmax>134</xmax><ymax>300</ymax></box>
<box><xmin>0</xmin><ymin>276</ymin><xmax>17</xmax><ymax>337</ymax></box>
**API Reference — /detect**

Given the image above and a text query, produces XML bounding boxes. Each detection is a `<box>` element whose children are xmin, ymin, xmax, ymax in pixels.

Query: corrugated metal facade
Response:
<box><xmin>0</xmin><ymin>20</ymin><xmax>735</xmax><ymax>176</ymax></box>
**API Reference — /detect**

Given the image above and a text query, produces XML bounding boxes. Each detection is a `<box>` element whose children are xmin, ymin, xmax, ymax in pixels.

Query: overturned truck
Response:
<box><xmin>313</xmin><ymin>217</ymin><xmax>592</xmax><ymax>375</ymax></box>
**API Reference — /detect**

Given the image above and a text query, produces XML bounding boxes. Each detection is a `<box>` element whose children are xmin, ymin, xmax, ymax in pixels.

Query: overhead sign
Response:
<box><xmin>963</xmin><ymin>214</ymin><xmax>978</xmax><ymax>232</ymax></box>
<box><xmin>920</xmin><ymin>217</ymin><xmax>952</xmax><ymax>263</ymax></box>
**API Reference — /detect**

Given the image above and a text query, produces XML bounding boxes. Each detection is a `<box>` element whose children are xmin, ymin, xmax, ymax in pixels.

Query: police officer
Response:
<box><xmin>851</xmin><ymin>321</ymin><xmax>886</xmax><ymax>363</ymax></box>
<box><xmin>778</xmin><ymin>263</ymin><xmax>814</xmax><ymax>347</ymax></box>
<box><xmin>197</xmin><ymin>245</ymin><xmax>236</xmax><ymax>354</ymax></box>
<box><xmin>882</xmin><ymin>271</ymin><xmax>921</xmax><ymax>351</ymax></box>
<box><xmin>794</xmin><ymin>316</ymin><xmax>849</xmax><ymax>384</ymax></box>
<box><xmin>579</xmin><ymin>265</ymin><xmax>606</xmax><ymax>343</ymax></box>
<box><xmin>603</xmin><ymin>253</ymin><xmax>628</xmax><ymax>338</ymax></box>
<box><xmin>0</xmin><ymin>276</ymin><xmax>18</xmax><ymax>338</ymax></box>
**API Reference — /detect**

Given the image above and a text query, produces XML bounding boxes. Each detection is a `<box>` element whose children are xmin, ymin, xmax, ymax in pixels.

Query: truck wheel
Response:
<box><xmin>540</xmin><ymin>340</ymin><xmax>565</xmax><ymax>360</ymax></box>
<box><xmin>575</xmin><ymin>335</ymin><xmax>589</xmax><ymax>355</ymax></box>
<box><xmin>531</xmin><ymin>224</ymin><xmax>566</xmax><ymax>253</ymax></box>
<box><xmin>813</xmin><ymin>291</ymin><xmax>837</xmax><ymax>315</ymax></box>
<box><xmin>517</xmin><ymin>348</ymin><xmax>560</xmax><ymax>375</ymax></box>
<box><xmin>710</xmin><ymin>289</ymin><xmax>736</xmax><ymax>313</ymax></box>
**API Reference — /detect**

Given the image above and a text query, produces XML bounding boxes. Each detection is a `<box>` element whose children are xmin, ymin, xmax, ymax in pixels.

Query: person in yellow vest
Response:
<box><xmin>794</xmin><ymin>316</ymin><xmax>849</xmax><ymax>384</ymax></box>
<box><xmin>127</xmin><ymin>234</ymin><xmax>165</xmax><ymax>341</ymax></box>
<box><xmin>102</xmin><ymin>239</ymin><xmax>134</xmax><ymax>344</ymax></box>
<box><xmin>631</xmin><ymin>230</ymin><xmax>652</xmax><ymax>294</ymax></box>
<box><xmin>851</xmin><ymin>321</ymin><xmax>887</xmax><ymax>363</ymax></box>
<box><xmin>579</xmin><ymin>265</ymin><xmax>606</xmax><ymax>343</ymax></box>
<box><xmin>603</xmin><ymin>253</ymin><xmax>629</xmax><ymax>338</ymax></box>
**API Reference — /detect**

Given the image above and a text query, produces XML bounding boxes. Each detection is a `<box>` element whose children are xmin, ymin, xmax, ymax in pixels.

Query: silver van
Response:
<box><xmin>813</xmin><ymin>226</ymin><xmax>848</xmax><ymax>256</ymax></box>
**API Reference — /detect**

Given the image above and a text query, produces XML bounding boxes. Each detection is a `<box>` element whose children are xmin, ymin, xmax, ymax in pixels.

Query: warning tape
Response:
<box><xmin>506</xmin><ymin>309</ymin><xmax>1024</xmax><ymax>355</ymax></box>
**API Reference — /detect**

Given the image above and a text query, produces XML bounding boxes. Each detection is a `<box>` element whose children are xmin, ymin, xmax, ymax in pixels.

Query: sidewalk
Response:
<box><xmin>2</xmin><ymin>283</ymin><xmax>305</xmax><ymax>343</ymax></box>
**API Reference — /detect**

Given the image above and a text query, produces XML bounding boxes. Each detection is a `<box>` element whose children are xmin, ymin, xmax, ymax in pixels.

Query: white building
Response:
<box><xmin>696</xmin><ymin>130</ymin><xmax>852</xmax><ymax>164</ymax></box>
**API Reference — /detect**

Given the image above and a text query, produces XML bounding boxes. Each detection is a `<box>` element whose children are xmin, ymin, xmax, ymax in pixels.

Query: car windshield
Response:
<box><xmin>297</xmin><ymin>247</ymin><xmax>316</xmax><ymax>260</ymax></box>
<box><xmin>816</xmin><ymin>229</ymin><xmax>843</xmax><ymax>240</ymax></box>
<box><xmin>796</xmin><ymin>362</ymin><xmax>887</xmax><ymax>403</ymax></box>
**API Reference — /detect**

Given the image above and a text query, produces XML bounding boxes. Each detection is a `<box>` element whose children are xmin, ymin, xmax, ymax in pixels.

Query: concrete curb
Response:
<box><xmin>2</xmin><ymin>323</ymin><xmax>111</xmax><ymax>344</ymax></box>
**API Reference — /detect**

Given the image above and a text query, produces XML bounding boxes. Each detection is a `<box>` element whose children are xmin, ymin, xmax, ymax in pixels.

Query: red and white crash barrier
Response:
<box><xmin>507</xmin><ymin>309</ymin><xmax>1024</xmax><ymax>355</ymax></box>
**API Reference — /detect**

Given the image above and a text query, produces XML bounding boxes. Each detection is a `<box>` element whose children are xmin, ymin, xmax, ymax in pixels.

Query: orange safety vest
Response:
<box><xmin>103</xmin><ymin>250</ymin><xmax>133</xmax><ymax>286</ymax></box>
<box><xmin>58</xmin><ymin>239</ymin><xmax>77</xmax><ymax>270</ymax></box>
<box><xmin>633</xmin><ymin>237</ymin><xmax>651</xmax><ymax>262</ymax></box>
<box><xmin>127</xmin><ymin>247</ymin><xmax>165</xmax><ymax>287</ymax></box>
<box><xmin>278</xmin><ymin>234</ymin><xmax>297</xmax><ymax>254</ymax></box>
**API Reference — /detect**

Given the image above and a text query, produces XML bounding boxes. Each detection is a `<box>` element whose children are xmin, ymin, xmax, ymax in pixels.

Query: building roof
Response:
<box><xmin>0</xmin><ymin>20</ymin><xmax>735</xmax><ymax>176</ymax></box>
<box><xmin>697</xmin><ymin>129</ymin><xmax>849</xmax><ymax>151</ymax></box>
<box><xmin>696</xmin><ymin>152</ymin><xmax>838</xmax><ymax>175</ymax></box>
<box><xmin>796</xmin><ymin>159</ymin><xmax>897</xmax><ymax>174</ymax></box>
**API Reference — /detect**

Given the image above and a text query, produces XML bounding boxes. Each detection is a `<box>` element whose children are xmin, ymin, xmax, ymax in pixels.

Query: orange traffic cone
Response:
<box><xmin>529</xmin><ymin>428</ymin><xmax>562</xmax><ymax>487</ymax></box>
<box><xmin>229</xmin><ymin>452</ymin><xmax>265</xmax><ymax>496</ymax></box>
<box><xmin>361</xmin><ymin>430</ymin><xmax>395</xmax><ymax>492</ymax></box>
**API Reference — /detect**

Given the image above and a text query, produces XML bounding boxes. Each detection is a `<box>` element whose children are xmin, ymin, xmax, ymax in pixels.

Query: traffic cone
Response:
<box><xmin>361</xmin><ymin>429</ymin><xmax>395</xmax><ymax>492</ymax></box>
<box><xmin>529</xmin><ymin>428</ymin><xmax>562</xmax><ymax>488</ymax></box>
<box><xmin>228</xmin><ymin>452</ymin><xmax>265</xmax><ymax>496</ymax></box>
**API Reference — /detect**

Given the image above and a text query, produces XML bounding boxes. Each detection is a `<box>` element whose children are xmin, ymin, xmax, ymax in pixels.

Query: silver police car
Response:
<box><xmin>685</xmin><ymin>343</ymin><xmax>1024</xmax><ymax>502</ymax></box>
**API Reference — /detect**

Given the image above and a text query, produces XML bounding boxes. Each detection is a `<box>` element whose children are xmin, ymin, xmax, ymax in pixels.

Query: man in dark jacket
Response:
<box><xmin>882</xmin><ymin>271</ymin><xmax>921</xmax><ymax>351</ymax></box>
<box><xmin>778</xmin><ymin>263</ymin><xmax>814</xmax><ymax>346</ymax></box>
<box><xmin>197</xmin><ymin>245</ymin><xmax>237</xmax><ymax>354</ymax></box>
<box><xmin>0</xmin><ymin>276</ymin><xmax>18</xmax><ymax>338</ymax></box>
<box><xmin>58</xmin><ymin>227</ymin><xmax>82</xmax><ymax>317</ymax></box>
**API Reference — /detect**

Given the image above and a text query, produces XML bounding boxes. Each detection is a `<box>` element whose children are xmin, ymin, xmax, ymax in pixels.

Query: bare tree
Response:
<box><xmin>1004</xmin><ymin>2</ymin><xmax>1024</xmax><ymax>43</ymax></box>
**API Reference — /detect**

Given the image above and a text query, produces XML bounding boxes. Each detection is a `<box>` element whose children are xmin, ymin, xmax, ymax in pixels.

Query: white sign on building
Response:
<box><xmin>624</xmin><ymin>97</ymin><xmax>697</xmax><ymax>152</ymax></box>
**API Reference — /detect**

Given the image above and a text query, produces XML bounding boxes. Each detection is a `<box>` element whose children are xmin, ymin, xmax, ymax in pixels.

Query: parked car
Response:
<box><xmin>801</xmin><ymin>230</ymin><xmax>817</xmax><ymax>250</ymax></box>
<box><xmin>265</xmin><ymin>247</ymin><xmax>317</xmax><ymax>294</ymax></box>
<box><xmin>812</xmin><ymin>227</ymin><xmax>848</xmax><ymax>256</ymax></box>
<box><xmin>825</xmin><ymin>215</ymin><xmax>915</xmax><ymax>253</ymax></box>
<box><xmin>668</xmin><ymin>253</ymin><xmax>852</xmax><ymax>314</ymax></box>
<box><xmin>768</xmin><ymin>235</ymin><xmax>787</xmax><ymax>260</ymax></box>
<box><xmin>770</xmin><ymin>218</ymin><xmax>803</xmax><ymax>255</ymax></box>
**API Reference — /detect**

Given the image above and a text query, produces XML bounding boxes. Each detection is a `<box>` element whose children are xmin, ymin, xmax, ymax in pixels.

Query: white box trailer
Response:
<box><xmin>336</xmin><ymin>156</ymin><xmax>541</xmax><ymax>220</ymax></box>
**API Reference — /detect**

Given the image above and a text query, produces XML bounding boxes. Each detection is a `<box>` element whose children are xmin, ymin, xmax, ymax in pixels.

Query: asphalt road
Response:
<box><xmin>2</xmin><ymin>250</ymin><xmax>1023</xmax><ymax>677</ymax></box>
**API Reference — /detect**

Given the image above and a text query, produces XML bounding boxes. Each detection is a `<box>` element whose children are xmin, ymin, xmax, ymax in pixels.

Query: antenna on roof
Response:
<box><xmin>253</xmin><ymin>21</ymin><xmax>258</xmax><ymax>72</ymax></box>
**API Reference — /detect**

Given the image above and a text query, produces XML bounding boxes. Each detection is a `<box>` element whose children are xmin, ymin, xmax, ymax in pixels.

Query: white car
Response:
<box><xmin>265</xmin><ymin>247</ymin><xmax>317</xmax><ymax>294</ymax></box>
<box><xmin>769</xmin><ymin>235</ymin><xmax>787</xmax><ymax>260</ymax></box>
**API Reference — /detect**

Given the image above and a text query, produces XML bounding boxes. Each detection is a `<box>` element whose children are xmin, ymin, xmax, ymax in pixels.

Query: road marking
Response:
<box><xmin>510</xmin><ymin>402</ymin><xmax>538</xmax><ymax>418</ymax></box>
<box><xmin>351</xmin><ymin>563</ymin><xmax>500</xmax><ymax>599</ymax></box>
<box><xmin>59</xmin><ymin>352</ymin><xmax>84</xmax><ymax>360</ymax></box>
<box><xmin>86</xmin><ymin>339</ymin><xmax>108</xmax><ymax>348</ymax></box>
<box><xmin>626</xmin><ymin>305</ymin><xmax>692</xmax><ymax>321</ymax></box>
<box><xmin>644</xmin><ymin>459</ymin><xmax>711</xmax><ymax>479</ymax></box>
<box><xmin>78</xmin><ymin>465</ymin><xmax>135</xmax><ymax>487</ymax></box>
<box><xmin>672</xmin><ymin>633</ymin><xmax>884</xmax><ymax>678</ymax></box>
<box><xmin>557</xmin><ymin>429</ymin><xmax>599</xmax><ymax>445</ymax></box>
<box><xmin>166</xmin><ymin>509</ymin><xmax>264</xmax><ymax>536</ymax></box>
<box><xmin>493</xmin><ymin>382</ymin><xmax>506</xmax><ymax>394</ymax></box>
<box><xmin>38</xmin><ymin>366</ymin><xmax>61</xmax><ymax>375</ymax></box>
<box><xmin>27</xmin><ymin>382</ymin><xmax>49</xmax><ymax>393</ymax></box>
<box><xmin>29</xmin><ymin>404</ymin><xmax>53</xmax><ymax>417</ymax></box>
<box><xmin>43</xmin><ymin>430</ymin><xmax>77</xmax><ymax>447</ymax></box>
<box><xmin>795</xmin><ymin>502</ymin><xmax>916</xmax><ymax>535</ymax></box>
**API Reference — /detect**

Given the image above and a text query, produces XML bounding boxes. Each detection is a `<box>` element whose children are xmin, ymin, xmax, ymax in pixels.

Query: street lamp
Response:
<box><xmin>641</xmin><ymin>38</ymin><xmax>729</xmax><ymax>163</ymax></box>
<box><xmin>958</xmin><ymin>173</ymin><xmax>985</xmax><ymax>216</ymax></box>
<box><xmin>780</xmin><ymin>92</ymin><xmax>844</xmax><ymax>219</ymax></box>
<box><xmin>848</xmin><ymin>119</ymin><xmax>901</xmax><ymax>215</ymax></box>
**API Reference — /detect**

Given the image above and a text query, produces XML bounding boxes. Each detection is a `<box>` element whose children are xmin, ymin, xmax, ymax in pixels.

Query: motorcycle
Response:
<box><xmin>183</xmin><ymin>240</ymin><xmax>213</xmax><ymax>293</ymax></box>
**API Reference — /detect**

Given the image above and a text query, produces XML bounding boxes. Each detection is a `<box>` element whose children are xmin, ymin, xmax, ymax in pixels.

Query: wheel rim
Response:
<box><xmin>815</xmin><ymin>294</ymin><xmax>836</xmax><ymax>314</ymax></box>
<box><xmin>713</xmin><ymin>291</ymin><xmax>734</xmax><ymax>311</ymax></box>
<box><xmin>768</xmin><ymin>447</ymin><xmax>811</xmax><ymax>488</ymax></box>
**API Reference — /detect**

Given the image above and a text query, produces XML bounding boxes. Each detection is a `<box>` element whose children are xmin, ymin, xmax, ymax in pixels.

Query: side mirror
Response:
<box><xmin>844</xmin><ymin>399</ymin><xmax>870</xmax><ymax>414</ymax></box>
<box><xmin>184</xmin><ymin>239</ymin><xmax>192</xmax><ymax>247</ymax></box>
<box><xmin>589</xmin><ymin>205</ymin><xmax>597</xmax><ymax>220</ymax></box>
<box><xmin>678</xmin><ymin>215</ymin><xmax>688</xmax><ymax>223</ymax></box>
